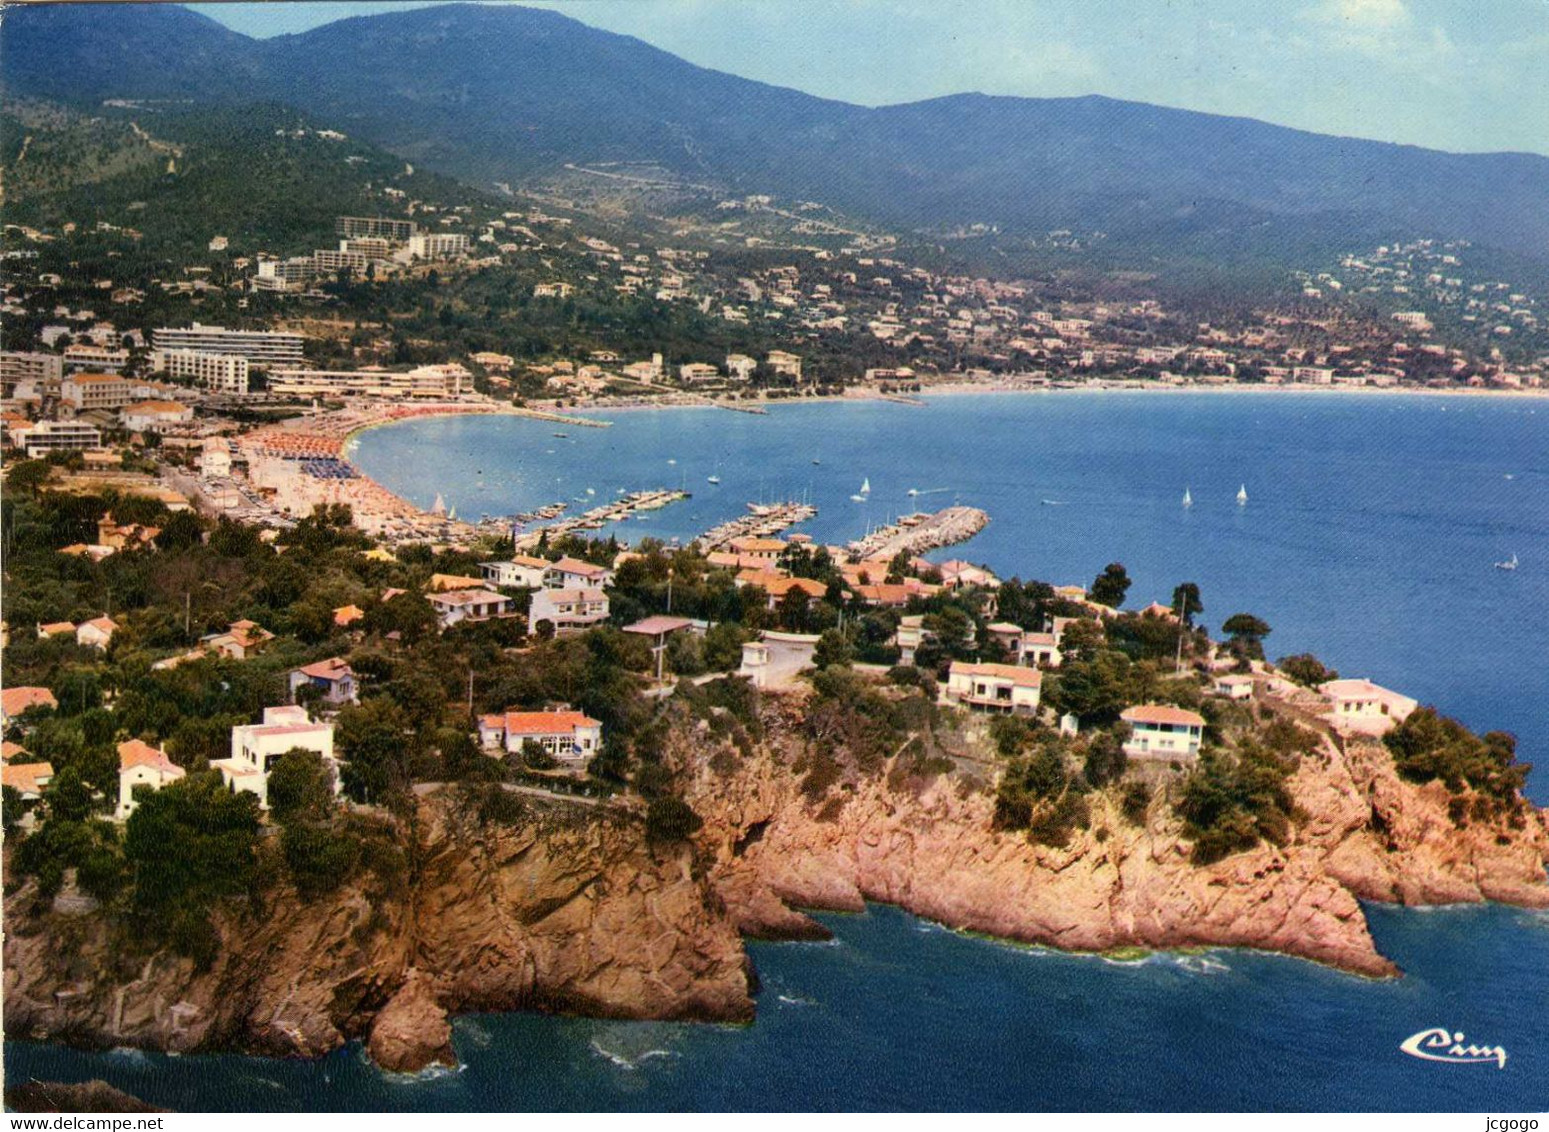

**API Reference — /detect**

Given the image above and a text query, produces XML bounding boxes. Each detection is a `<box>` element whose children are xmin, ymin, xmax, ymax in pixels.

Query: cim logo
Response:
<box><xmin>1400</xmin><ymin>1027</ymin><xmax>1508</xmax><ymax>1069</ymax></box>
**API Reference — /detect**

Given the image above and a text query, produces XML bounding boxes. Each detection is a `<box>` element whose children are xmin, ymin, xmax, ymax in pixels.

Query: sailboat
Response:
<box><xmin>1495</xmin><ymin>553</ymin><xmax>1519</xmax><ymax>571</ymax></box>
<box><xmin>431</xmin><ymin>492</ymin><xmax>447</xmax><ymax>516</ymax></box>
<box><xmin>851</xmin><ymin>477</ymin><xmax>871</xmax><ymax>503</ymax></box>
<box><xmin>1236</xmin><ymin>484</ymin><xmax>1248</xmax><ymax>505</ymax></box>
<box><xmin>1182</xmin><ymin>487</ymin><xmax>1193</xmax><ymax>508</ymax></box>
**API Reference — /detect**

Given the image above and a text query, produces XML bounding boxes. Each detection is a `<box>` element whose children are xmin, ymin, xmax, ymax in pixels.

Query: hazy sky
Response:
<box><xmin>188</xmin><ymin>0</ymin><xmax>1549</xmax><ymax>156</ymax></box>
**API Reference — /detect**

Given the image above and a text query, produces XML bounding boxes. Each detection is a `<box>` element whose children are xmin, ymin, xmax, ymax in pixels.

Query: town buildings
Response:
<box><xmin>480</xmin><ymin>556</ymin><xmax>551</xmax><ymax>589</ymax></box>
<box><xmin>428</xmin><ymin>587</ymin><xmax>517</xmax><ymax>629</ymax></box>
<box><xmin>13</xmin><ymin>419</ymin><xmax>102</xmax><ymax>457</ymax></box>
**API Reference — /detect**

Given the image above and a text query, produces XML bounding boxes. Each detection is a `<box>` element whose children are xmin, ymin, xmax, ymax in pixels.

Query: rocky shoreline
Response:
<box><xmin>4</xmin><ymin>692</ymin><xmax>1546</xmax><ymax>1074</ymax></box>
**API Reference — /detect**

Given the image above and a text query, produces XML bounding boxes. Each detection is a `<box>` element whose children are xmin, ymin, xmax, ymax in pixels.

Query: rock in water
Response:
<box><xmin>368</xmin><ymin>969</ymin><xmax>456</xmax><ymax>1073</ymax></box>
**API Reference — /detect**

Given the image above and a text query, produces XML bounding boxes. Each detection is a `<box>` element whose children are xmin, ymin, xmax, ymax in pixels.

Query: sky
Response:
<box><xmin>187</xmin><ymin>0</ymin><xmax>1549</xmax><ymax>156</ymax></box>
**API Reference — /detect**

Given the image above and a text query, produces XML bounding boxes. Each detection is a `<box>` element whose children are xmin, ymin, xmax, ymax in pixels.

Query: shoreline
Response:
<box><xmin>335</xmin><ymin>380</ymin><xmax>1546</xmax><ymax>543</ymax></box>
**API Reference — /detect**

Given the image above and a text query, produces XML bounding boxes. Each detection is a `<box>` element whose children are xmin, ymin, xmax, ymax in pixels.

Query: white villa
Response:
<box><xmin>894</xmin><ymin>614</ymin><xmax>932</xmax><ymax>665</ymax></box>
<box><xmin>1120</xmin><ymin>704</ymin><xmax>1206</xmax><ymax>761</ymax></box>
<box><xmin>528</xmin><ymin>587</ymin><xmax>609</xmax><ymax>635</ymax></box>
<box><xmin>1214</xmin><ymin>674</ymin><xmax>1255</xmax><ymax>701</ymax></box>
<box><xmin>115</xmin><ymin>739</ymin><xmax>184</xmax><ymax>820</ymax></box>
<box><xmin>428</xmin><ymin>587</ymin><xmax>516</xmax><ymax>629</ymax></box>
<box><xmin>943</xmin><ymin>661</ymin><xmax>1042</xmax><ymax>715</ymax></box>
<box><xmin>479</xmin><ymin>709</ymin><xmax>602</xmax><ymax>769</ymax></box>
<box><xmin>214</xmin><ymin>706</ymin><xmax>339</xmax><ymax>809</ymax></box>
<box><xmin>986</xmin><ymin>623</ymin><xmax>1062</xmax><ymax>668</ymax></box>
<box><xmin>1319</xmin><ymin>678</ymin><xmax>1418</xmax><ymax>735</ymax></box>
<box><xmin>543</xmin><ymin>556</ymin><xmax>613</xmax><ymax>589</ymax></box>
<box><xmin>75</xmin><ymin>615</ymin><xmax>118</xmax><ymax>651</ymax></box>
<box><xmin>480</xmin><ymin>555</ymin><xmax>551</xmax><ymax>589</ymax></box>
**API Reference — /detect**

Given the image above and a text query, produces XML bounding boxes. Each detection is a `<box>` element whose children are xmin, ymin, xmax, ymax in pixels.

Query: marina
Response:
<box><xmin>846</xmin><ymin>505</ymin><xmax>990</xmax><ymax>561</ymax></box>
<box><xmin>514</xmin><ymin>488</ymin><xmax>690</xmax><ymax>549</ymax></box>
<box><xmin>698</xmin><ymin>501</ymin><xmax>819</xmax><ymax>550</ymax></box>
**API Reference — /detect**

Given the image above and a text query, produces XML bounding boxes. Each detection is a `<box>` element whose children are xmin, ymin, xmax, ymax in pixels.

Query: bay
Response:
<box><xmin>352</xmin><ymin>391</ymin><xmax>1549</xmax><ymax>802</ymax></box>
<box><xmin>12</xmin><ymin>391</ymin><xmax>1544</xmax><ymax>1112</ymax></box>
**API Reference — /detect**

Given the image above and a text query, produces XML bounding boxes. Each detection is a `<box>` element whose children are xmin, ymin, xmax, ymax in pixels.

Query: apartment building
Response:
<box><xmin>152</xmin><ymin>324</ymin><xmax>306</xmax><ymax>367</ymax></box>
<box><xmin>155</xmin><ymin>348</ymin><xmax>250</xmax><ymax>394</ymax></box>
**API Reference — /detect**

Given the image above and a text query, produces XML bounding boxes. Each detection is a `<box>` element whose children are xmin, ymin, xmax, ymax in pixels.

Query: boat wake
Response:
<box><xmin>590</xmin><ymin>1040</ymin><xmax>679</xmax><ymax>1071</ymax></box>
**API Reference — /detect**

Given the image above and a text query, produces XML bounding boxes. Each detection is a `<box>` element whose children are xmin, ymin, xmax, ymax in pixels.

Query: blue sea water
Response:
<box><xmin>7</xmin><ymin>904</ymin><xmax>1548</xmax><ymax>1111</ymax></box>
<box><xmin>351</xmin><ymin>392</ymin><xmax>1548</xmax><ymax>801</ymax></box>
<box><xmin>10</xmin><ymin>391</ymin><xmax>1546</xmax><ymax>1111</ymax></box>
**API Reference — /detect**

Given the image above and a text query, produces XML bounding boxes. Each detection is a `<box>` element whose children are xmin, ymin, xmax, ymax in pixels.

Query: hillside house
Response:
<box><xmin>429</xmin><ymin>588</ymin><xmax>516</xmax><ymax>629</ymax></box>
<box><xmin>528</xmin><ymin>587</ymin><xmax>609</xmax><ymax>635</ymax></box>
<box><xmin>288</xmin><ymin>657</ymin><xmax>359</xmax><ymax>707</ymax></box>
<box><xmin>214</xmin><ymin>706</ymin><xmax>339</xmax><ymax>809</ymax></box>
<box><xmin>115</xmin><ymin>739</ymin><xmax>184</xmax><ymax>820</ymax></box>
<box><xmin>1319</xmin><ymin>678</ymin><xmax>1418</xmax><ymax>735</ymax></box>
<box><xmin>944</xmin><ymin>661</ymin><xmax>1042</xmax><ymax>715</ymax></box>
<box><xmin>478</xmin><ymin>709</ymin><xmax>602</xmax><ymax>769</ymax></box>
<box><xmin>1120</xmin><ymin>704</ymin><xmax>1206</xmax><ymax>761</ymax></box>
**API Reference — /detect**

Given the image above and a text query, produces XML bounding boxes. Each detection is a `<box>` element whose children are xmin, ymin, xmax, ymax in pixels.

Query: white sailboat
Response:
<box><xmin>1182</xmin><ymin>487</ymin><xmax>1193</xmax><ymax>508</ymax></box>
<box><xmin>431</xmin><ymin>492</ymin><xmax>447</xmax><ymax>516</ymax></box>
<box><xmin>1495</xmin><ymin>553</ymin><xmax>1518</xmax><ymax>571</ymax></box>
<box><xmin>1236</xmin><ymin>484</ymin><xmax>1248</xmax><ymax>505</ymax></box>
<box><xmin>851</xmin><ymin>477</ymin><xmax>871</xmax><ymax>503</ymax></box>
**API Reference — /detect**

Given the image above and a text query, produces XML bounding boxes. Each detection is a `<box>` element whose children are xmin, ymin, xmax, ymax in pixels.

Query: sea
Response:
<box><xmin>9</xmin><ymin>391</ymin><xmax>1547</xmax><ymax>1111</ymax></box>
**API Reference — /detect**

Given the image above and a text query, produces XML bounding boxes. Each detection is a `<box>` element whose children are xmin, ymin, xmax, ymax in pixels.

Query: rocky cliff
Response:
<box><xmin>5</xmin><ymin>692</ymin><xmax>1547</xmax><ymax>1069</ymax></box>
<box><xmin>2</xmin><ymin>791</ymin><xmax>752</xmax><ymax>1073</ymax></box>
<box><xmin>685</xmin><ymin>697</ymin><xmax>1549</xmax><ymax>979</ymax></box>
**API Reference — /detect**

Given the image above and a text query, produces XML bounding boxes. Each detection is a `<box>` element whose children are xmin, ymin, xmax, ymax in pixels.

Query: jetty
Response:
<box><xmin>515</xmin><ymin>488</ymin><xmax>688</xmax><ymax>548</ymax></box>
<box><xmin>847</xmin><ymin>505</ymin><xmax>988</xmax><ymax>561</ymax></box>
<box><xmin>698</xmin><ymin>501</ymin><xmax>818</xmax><ymax>550</ymax></box>
<box><xmin>511</xmin><ymin>406</ymin><xmax>612</xmax><ymax>429</ymax></box>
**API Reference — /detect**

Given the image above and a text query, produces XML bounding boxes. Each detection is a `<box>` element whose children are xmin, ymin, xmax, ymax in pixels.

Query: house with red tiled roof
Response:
<box><xmin>944</xmin><ymin>661</ymin><xmax>1042</xmax><ymax>715</ymax></box>
<box><xmin>1120</xmin><ymin>704</ymin><xmax>1206</xmax><ymax>761</ymax></box>
<box><xmin>478</xmin><ymin>709</ymin><xmax>602</xmax><ymax>769</ymax></box>
<box><xmin>115</xmin><ymin>739</ymin><xmax>184</xmax><ymax>820</ymax></box>
<box><xmin>1</xmin><ymin>686</ymin><xmax>57</xmax><ymax>725</ymax></box>
<box><xmin>76</xmin><ymin>615</ymin><xmax>119</xmax><ymax>650</ymax></box>
<box><xmin>204</xmin><ymin>619</ymin><xmax>276</xmax><ymax>659</ymax></box>
<box><xmin>543</xmin><ymin>556</ymin><xmax>613</xmax><ymax>590</ymax></box>
<box><xmin>36</xmin><ymin>620</ymin><xmax>76</xmax><ymax>640</ymax></box>
<box><xmin>333</xmin><ymin>604</ymin><xmax>366</xmax><ymax>629</ymax></box>
<box><xmin>288</xmin><ymin>657</ymin><xmax>358</xmax><ymax>707</ymax></box>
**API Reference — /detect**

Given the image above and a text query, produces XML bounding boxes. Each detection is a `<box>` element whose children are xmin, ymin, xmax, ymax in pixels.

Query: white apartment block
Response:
<box><xmin>408</xmin><ymin>232</ymin><xmax>470</xmax><ymax>260</ymax></box>
<box><xmin>266</xmin><ymin>364</ymin><xmax>473</xmax><ymax>399</ymax></box>
<box><xmin>62</xmin><ymin>344</ymin><xmax>130</xmax><ymax>373</ymax></box>
<box><xmin>337</xmin><ymin>216</ymin><xmax>417</xmax><ymax>242</ymax></box>
<box><xmin>16</xmin><ymin>419</ymin><xmax>103</xmax><ymax>457</ymax></box>
<box><xmin>0</xmin><ymin>351</ymin><xmax>64</xmax><ymax>387</ymax></box>
<box><xmin>152</xmin><ymin>324</ymin><xmax>306</xmax><ymax>367</ymax></box>
<box><xmin>313</xmin><ymin>249</ymin><xmax>371</xmax><ymax>274</ymax></box>
<box><xmin>254</xmin><ymin>257</ymin><xmax>315</xmax><ymax>292</ymax></box>
<box><xmin>62</xmin><ymin>372</ymin><xmax>135</xmax><ymax>411</ymax></box>
<box><xmin>155</xmin><ymin>348</ymin><xmax>251</xmax><ymax>394</ymax></box>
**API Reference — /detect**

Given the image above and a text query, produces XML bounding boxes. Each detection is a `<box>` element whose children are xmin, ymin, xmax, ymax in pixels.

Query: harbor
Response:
<box><xmin>698</xmin><ymin>501</ymin><xmax>819</xmax><ymax>550</ymax></box>
<box><xmin>847</xmin><ymin>505</ymin><xmax>989</xmax><ymax>561</ymax></box>
<box><xmin>514</xmin><ymin>488</ymin><xmax>690</xmax><ymax>548</ymax></box>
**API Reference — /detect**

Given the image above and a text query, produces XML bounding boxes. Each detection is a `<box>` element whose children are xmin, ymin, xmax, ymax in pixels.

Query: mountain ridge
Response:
<box><xmin>3</xmin><ymin>2</ymin><xmax>1546</xmax><ymax>262</ymax></box>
